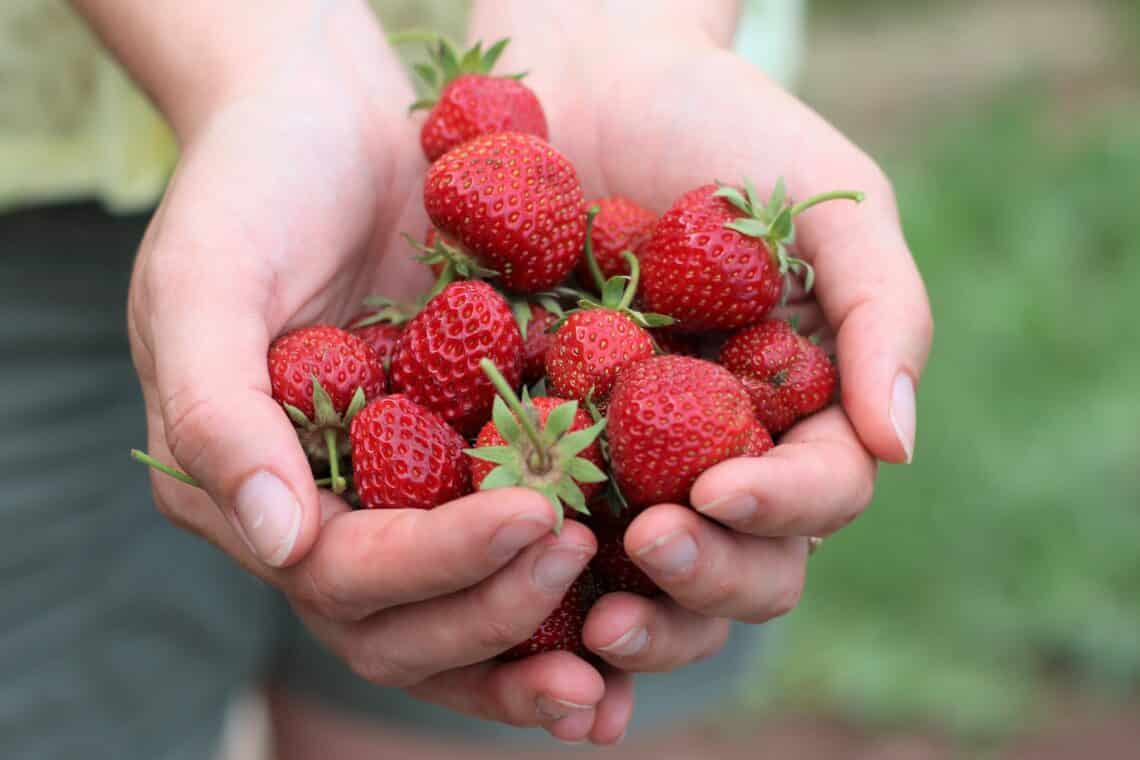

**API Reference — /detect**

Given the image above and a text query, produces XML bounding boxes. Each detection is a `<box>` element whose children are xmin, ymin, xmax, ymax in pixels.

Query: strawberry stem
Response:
<box><xmin>582</xmin><ymin>205</ymin><xmax>606</xmax><ymax>293</ymax></box>
<box><xmin>617</xmin><ymin>251</ymin><xmax>640</xmax><ymax>312</ymax></box>
<box><xmin>130</xmin><ymin>449</ymin><xmax>199</xmax><ymax>488</ymax></box>
<box><xmin>480</xmin><ymin>359</ymin><xmax>550</xmax><ymax>471</ymax></box>
<box><xmin>790</xmin><ymin>190</ymin><xmax>865</xmax><ymax>217</ymax></box>
<box><xmin>324</xmin><ymin>429</ymin><xmax>347</xmax><ymax>494</ymax></box>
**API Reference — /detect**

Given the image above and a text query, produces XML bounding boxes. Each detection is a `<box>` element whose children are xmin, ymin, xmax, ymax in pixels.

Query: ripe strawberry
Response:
<box><xmin>468</xmin><ymin>363</ymin><xmax>607</xmax><ymax>529</ymax></box>
<box><xmin>586</xmin><ymin>504</ymin><xmax>659</xmax><ymax>596</ymax></box>
<box><xmin>407</xmin><ymin>37</ymin><xmax>548</xmax><ymax>162</ymax></box>
<box><xmin>743</xmin><ymin>419</ymin><xmax>776</xmax><ymax>457</ymax></box>
<box><xmin>719</xmin><ymin>319</ymin><xmax>837</xmax><ymax>435</ymax></box>
<box><xmin>499</xmin><ymin>570</ymin><xmax>598</xmax><ymax>661</ymax></box>
<box><xmin>546</xmin><ymin>250</ymin><xmax>671</xmax><ymax>406</ymax></box>
<box><xmin>640</xmin><ymin>178</ymin><xmax>863</xmax><ymax>332</ymax></box>
<box><xmin>268</xmin><ymin>325</ymin><xmax>385</xmax><ymax>492</ymax></box>
<box><xmin>390</xmin><ymin>281</ymin><xmax>523</xmax><ymax>436</ymax></box>
<box><xmin>349</xmin><ymin>394</ymin><xmax>472</xmax><ymax>510</ymax></box>
<box><xmin>576</xmin><ymin>197</ymin><xmax>657</xmax><ymax>290</ymax></box>
<box><xmin>519</xmin><ymin>303</ymin><xmax>559</xmax><ymax>385</ymax></box>
<box><xmin>424</xmin><ymin>131</ymin><xmax>586</xmax><ymax>293</ymax></box>
<box><xmin>346</xmin><ymin>297</ymin><xmax>417</xmax><ymax>376</ymax></box>
<box><xmin>607</xmin><ymin>355</ymin><xmax>755</xmax><ymax>508</ymax></box>
<box><xmin>411</xmin><ymin>226</ymin><xmax>497</xmax><ymax>287</ymax></box>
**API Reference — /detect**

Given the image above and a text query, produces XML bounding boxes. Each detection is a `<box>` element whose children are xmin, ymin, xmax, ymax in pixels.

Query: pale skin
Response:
<box><xmin>72</xmin><ymin>0</ymin><xmax>932</xmax><ymax>753</ymax></box>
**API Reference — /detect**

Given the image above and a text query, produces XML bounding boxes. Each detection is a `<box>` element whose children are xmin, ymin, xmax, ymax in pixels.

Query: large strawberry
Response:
<box><xmin>719</xmin><ymin>319</ymin><xmax>837</xmax><ymax>435</ymax></box>
<box><xmin>546</xmin><ymin>248</ymin><xmax>671</xmax><ymax>406</ymax></box>
<box><xmin>585</xmin><ymin>504</ymin><xmax>659</xmax><ymax>597</ymax></box>
<box><xmin>607</xmin><ymin>355</ymin><xmax>755</xmax><ymax>508</ymax></box>
<box><xmin>349</xmin><ymin>394</ymin><xmax>472</xmax><ymax>510</ymax></box>
<box><xmin>268</xmin><ymin>325</ymin><xmax>385</xmax><ymax>493</ymax></box>
<box><xmin>390</xmin><ymin>280</ymin><xmax>523</xmax><ymax>436</ymax></box>
<box><xmin>639</xmin><ymin>178</ymin><xmax>863</xmax><ymax>332</ymax></box>
<box><xmin>576</xmin><ymin>197</ymin><xmax>657</xmax><ymax>290</ymax></box>
<box><xmin>346</xmin><ymin>297</ymin><xmax>418</xmax><ymax>377</ymax></box>
<box><xmin>404</xmin><ymin>37</ymin><xmax>548</xmax><ymax>162</ymax></box>
<box><xmin>423</xmin><ymin>131</ymin><xmax>586</xmax><ymax>293</ymax></box>
<box><xmin>499</xmin><ymin>570</ymin><xmax>598</xmax><ymax>661</ymax></box>
<box><xmin>468</xmin><ymin>362</ymin><xmax>607</xmax><ymax>530</ymax></box>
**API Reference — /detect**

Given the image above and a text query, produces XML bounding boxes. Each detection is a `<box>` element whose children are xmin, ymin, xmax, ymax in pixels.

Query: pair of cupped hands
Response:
<box><xmin>128</xmin><ymin>2</ymin><xmax>931</xmax><ymax>745</ymax></box>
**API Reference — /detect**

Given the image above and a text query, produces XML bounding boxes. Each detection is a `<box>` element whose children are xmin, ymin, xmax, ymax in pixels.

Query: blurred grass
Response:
<box><xmin>748</xmin><ymin>90</ymin><xmax>1140</xmax><ymax>736</ymax></box>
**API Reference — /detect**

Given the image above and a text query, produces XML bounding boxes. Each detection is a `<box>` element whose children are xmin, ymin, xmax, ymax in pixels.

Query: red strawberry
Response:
<box><xmin>743</xmin><ymin>419</ymin><xmax>775</xmax><ymax>456</ymax></box>
<box><xmin>607</xmin><ymin>355</ymin><xmax>755</xmax><ymax>508</ymax></box>
<box><xmin>576</xmin><ymin>197</ymin><xmax>657</xmax><ymax>290</ymax></box>
<box><xmin>545</xmin><ymin>250</ymin><xmax>670</xmax><ymax>406</ymax></box>
<box><xmin>586</xmin><ymin>504</ymin><xmax>659</xmax><ymax>596</ymax></box>
<box><xmin>468</xmin><ymin>364</ymin><xmax>607</xmax><ymax>528</ymax></box>
<box><xmin>499</xmin><ymin>570</ymin><xmax>598</xmax><ymax>661</ymax></box>
<box><xmin>424</xmin><ymin>131</ymin><xmax>586</xmax><ymax>293</ymax></box>
<box><xmin>268</xmin><ymin>325</ymin><xmax>385</xmax><ymax>492</ymax></box>
<box><xmin>350</xmin><ymin>394</ymin><xmax>472</xmax><ymax>510</ymax></box>
<box><xmin>407</xmin><ymin>38</ymin><xmax>547</xmax><ymax>163</ymax></box>
<box><xmin>390</xmin><ymin>281</ymin><xmax>523</xmax><ymax>436</ymax></box>
<box><xmin>640</xmin><ymin>178</ymin><xmax>863</xmax><ymax>332</ymax></box>
<box><xmin>719</xmin><ymin>319</ymin><xmax>837</xmax><ymax>434</ymax></box>
<box><xmin>520</xmin><ymin>304</ymin><xmax>559</xmax><ymax>385</ymax></box>
<box><xmin>346</xmin><ymin>297</ymin><xmax>417</xmax><ymax>376</ymax></box>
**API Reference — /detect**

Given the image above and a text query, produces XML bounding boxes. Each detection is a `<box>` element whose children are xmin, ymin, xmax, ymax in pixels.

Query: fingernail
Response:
<box><xmin>536</xmin><ymin>695</ymin><xmax>592</xmax><ymax>721</ymax></box>
<box><xmin>599</xmin><ymin>626</ymin><xmax>649</xmax><ymax>657</ymax></box>
<box><xmin>533</xmin><ymin>545</ymin><xmax>591</xmax><ymax>593</ymax></box>
<box><xmin>890</xmin><ymin>372</ymin><xmax>916</xmax><ymax>464</ymax></box>
<box><xmin>695</xmin><ymin>492</ymin><xmax>758</xmax><ymax>523</ymax></box>
<box><xmin>550</xmin><ymin>709</ymin><xmax>595</xmax><ymax>743</ymax></box>
<box><xmin>234</xmin><ymin>471</ymin><xmax>302</xmax><ymax>567</ymax></box>
<box><xmin>489</xmin><ymin>516</ymin><xmax>552</xmax><ymax>562</ymax></box>
<box><xmin>635</xmin><ymin>531</ymin><xmax>698</xmax><ymax>577</ymax></box>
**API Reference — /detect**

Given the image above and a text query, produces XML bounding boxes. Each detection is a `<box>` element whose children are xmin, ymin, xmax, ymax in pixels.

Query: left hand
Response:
<box><xmin>467</xmin><ymin>0</ymin><xmax>933</xmax><ymax>673</ymax></box>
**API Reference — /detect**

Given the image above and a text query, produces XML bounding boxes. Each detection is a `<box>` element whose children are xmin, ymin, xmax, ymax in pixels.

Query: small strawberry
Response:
<box><xmin>404</xmin><ymin>37</ymin><xmax>548</xmax><ymax>162</ymax></box>
<box><xmin>586</xmin><ymin>504</ymin><xmax>659</xmax><ymax>597</ymax></box>
<box><xmin>576</xmin><ymin>197</ymin><xmax>657</xmax><ymax>290</ymax></box>
<box><xmin>518</xmin><ymin>303</ymin><xmax>559</xmax><ymax>385</ymax></box>
<box><xmin>424</xmin><ymin>131</ymin><xmax>586</xmax><ymax>293</ymax></box>
<box><xmin>467</xmin><ymin>361</ymin><xmax>607</xmax><ymax>530</ymax></box>
<box><xmin>268</xmin><ymin>325</ymin><xmax>385</xmax><ymax>493</ymax></box>
<box><xmin>346</xmin><ymin>297</ymin><xmax>417</xmax><ymax>376</ymax></box>
<box><xmin>607</xmin><ymin>355</ymin><xmax>755</xmax><ymax>508</ymax></box>
<box><xmin>349</xmin><ymin>394</ymin><xmax>472</xmax><ymax>510</ymax></box>
<box><xmin>499</xmin><ymin>570</ymin><xmax>598</xmax><ymax>661</ymax></box>
<box><xmin>390</xmin><ymin>281</ymin><xmax>523</xmax><ymax>436</ymax></box>
<box><xmin>546</xmin><ymin>247</ymin><xmax>672</xmax><ymax>406</ymax></box>
<box><xmin>640</xmin><ymin>178</ymin><xmax>863</xmax><ymax>332</ymax></box>
<box><xmin>719</xmin><ymin>319</ymin><xmax>837</xmax><ymax>435</ymax></box>
<box><xmin>743</xmin><ymin>419</ymin><xmax>776</xmax><ymax>457</ymax></box>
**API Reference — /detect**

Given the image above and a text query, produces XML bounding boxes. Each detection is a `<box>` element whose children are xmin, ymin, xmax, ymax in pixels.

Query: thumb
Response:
<box><xmin>141</xmin><ymin>241</ymin><xmax>322</xmax><ymax>569</ymax></box>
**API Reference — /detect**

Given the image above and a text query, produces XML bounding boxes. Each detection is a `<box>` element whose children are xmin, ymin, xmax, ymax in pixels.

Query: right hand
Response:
<box><xmin>127</xmin><ymin>5</ymin><xmax>629</xmax><ymax>744</ymax></box>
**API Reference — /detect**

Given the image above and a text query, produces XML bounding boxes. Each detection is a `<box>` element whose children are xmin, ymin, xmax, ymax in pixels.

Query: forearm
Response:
<box><xmin>71</xmin><ymin>0</ymin><xmax>390</xmax><ymax>140</ymax></box>
<box><xmin>468</xmin><ymin>0</ymin><xmax>741</xmax><ymax>49</ymax></box>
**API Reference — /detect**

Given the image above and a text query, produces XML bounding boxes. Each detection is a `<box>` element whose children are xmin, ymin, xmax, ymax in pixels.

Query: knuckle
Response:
<box><xmin>161</xmin><ymin>389</ymin><xmax>216</xmax><ymax>478</ymax></box>
<box><xmin>474</xmin><ymin>610</ymin><xmax>535</xmax><ymax>653</ymax></box>
<box><xmin>346</xmin><ymin>645</ymin><xmax>422</xmax><ymax>689</ymax></box>
<box><xmin>694</xmin><ymin>573</ymin><xmax>740</xmax><ymax>617</ymax></box>
<box><xmin>293</xmin><ymin>566</ymin><xmax>369</xmax><ymax>623</ymax></box>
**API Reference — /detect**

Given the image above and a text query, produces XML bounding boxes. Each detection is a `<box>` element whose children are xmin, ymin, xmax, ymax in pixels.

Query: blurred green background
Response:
<box><xmin>746</xmin><ymin>0</ymin><xmax>1140</xmax><ymax>744</ymax></box>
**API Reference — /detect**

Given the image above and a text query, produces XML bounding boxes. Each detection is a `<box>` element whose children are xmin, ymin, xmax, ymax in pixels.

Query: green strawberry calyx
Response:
<box><xmin>510</xmin><ymin>294</ymin><xmax>565</xmax><ymax>341</ymax></box>
<box><xmin>403</xmin><ymin>232</ymin><xmax>499</xmax><ymax>299</ymax></box>
<box><xmin>129</xmin><ymin>450</ymin><xmax>343</xmax><ymax>491</ymax></box>
<box><xmin>349</xmin><ymin>295</ymin><xmax>418</xmax><ymax>330</ymax></box>
<box><xmin>389</xmin><ymin>33</ymin><xmax>525</xmax><ymax>112</ymax></box>
<box><xmin>714</xmin><ymin>177</ymin><xmax>864</xmax><ymax>299</ymax></box>
<box><xmin>466</xmin><ymin>359</ymin><xmax>608</xmax><ymax>533</ymax></box>
<box><xmin>566</xmin><ymin>205</ymin><xmax>674</xmax><ymax>331</ymax></box>
<box><xmin>281</xmin><ymin>377</ymin><xmax>367</xmax><ymax>495</ymax></box>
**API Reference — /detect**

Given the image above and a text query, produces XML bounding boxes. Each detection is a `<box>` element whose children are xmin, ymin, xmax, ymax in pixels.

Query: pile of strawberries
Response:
<box><xmin>152</xmin><ymin>37</ymin><xmax>862</xmax><ymax>661</ymax></box>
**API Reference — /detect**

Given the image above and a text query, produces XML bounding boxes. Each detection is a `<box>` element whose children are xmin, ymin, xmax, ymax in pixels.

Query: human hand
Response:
<box><xmin>469</xmin><ymin>0</ymin><xmax>933</xmax><ymax>672</ymax></box>
<box><xmin>120</xmin><ymin>1</ymin><xmax>630</xmax><ymax>743</ymax></box>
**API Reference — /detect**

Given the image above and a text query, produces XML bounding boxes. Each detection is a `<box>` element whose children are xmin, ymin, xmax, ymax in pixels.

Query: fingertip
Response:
<box><xmin>589</xmin><ymin>669</ymin><xmax>636</xmax><ymax>745</ymax></box>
